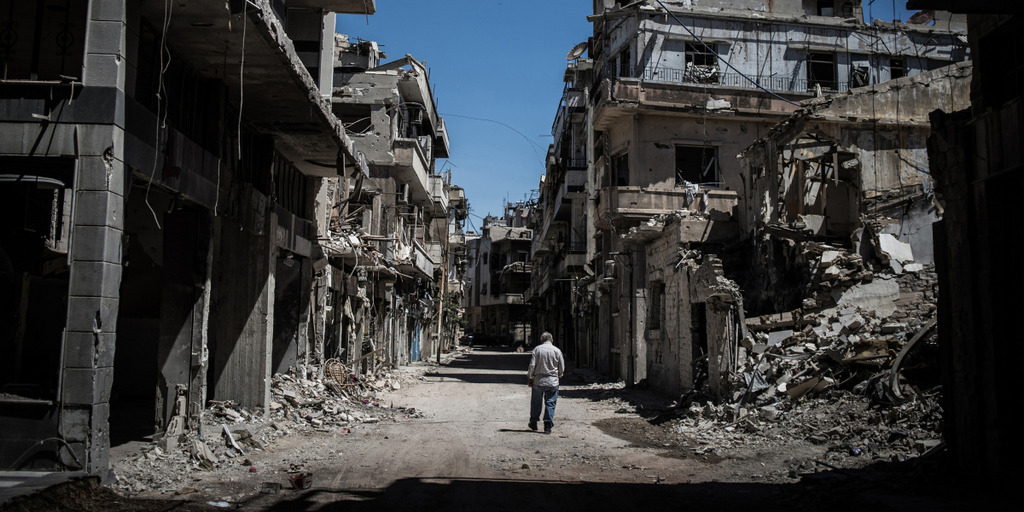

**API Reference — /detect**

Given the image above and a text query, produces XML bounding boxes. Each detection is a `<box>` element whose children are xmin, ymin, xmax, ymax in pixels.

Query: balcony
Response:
<box><xmin>639</xmin><ymin>67</ymin><xmax>852</xmax><ymax>95</ymax></box>
<box><xmin>429</xmin><ymin>175</ymin><xmax>449</xmax><ymax>217</ymax></box>
<box><xmin>134</xmin><ymin>0</ymin><xmax>362</xmax><ymax>178</ymax></box>
<box><xmin>425</xmin><ymin>241</ymin><xmax>443</xmax><ymax>266</ymax></box>
<box><xmin>502</xmin><ymin>261</ymin><xmax>534</xmax><ymax>275</ymax></box>
<box><xmin>552</xmin><ymin>88</ymin><xmax>585</xmax><ymax>138</ymax></box>
<box><xmin>392</xmin><ymin>138</ymin><xmax>432</xmax><ymax>205</ymax></box>
<box><xmin>556</xmin><ymin>250</ymin><xmax>587</xmax><ymax>276</ymax></box>
<box><xmin>526</xmin><ymin>263</ymin><xmax>552</xmax><ymax>301</ymax></box>
<box><xmin>449</xmin><ymin>186</ymin><xmax>467</xmax><ymax>209</ymax></box>
<box><xmin>435</xmin><ymin>117</ymin><xmax>451</xmax><ymax>158</ymax></box>
<box><xmin>597</xmin><ymin>187</ymin><xmax>741</xmax><ymax>229</ymax></box>
<box><xmin>594</xmin><ymin>74</ymin><xmax>802</xmax><ymax>130</ymax></box>
<box><xmin>552</xmin><ymin>169</ymin><xmax>587</xmax><ymax>221</ymax></box>
<box><xmin>488</xmin><ymin>226</ymin><xmax>533</xmax><ymax>243</ymax></box>
<box><xmin>287</xmin><ymin>0</ymin><xmax>376</xmax><ymax>13</ymax></box>
<box><xmin>449</xmin><ymin>232</ymin><xmax>467</xmax><ymax>247</ymax></box>
<box><xmin>596</xmin><ymin>187</ymin><xmax>690</xmax><ymax>227</ymax></box>
<box><xmin>391</xmin><ymin>239</ymin><xmax>435</xmax><ymax>278</ymax></box>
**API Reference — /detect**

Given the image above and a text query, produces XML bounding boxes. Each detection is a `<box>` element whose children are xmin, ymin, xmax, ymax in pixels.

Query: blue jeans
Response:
<box><xmin>530</xmin><ymin>385</ymin><xmax>559</xmax><ymax>430</ymax></box>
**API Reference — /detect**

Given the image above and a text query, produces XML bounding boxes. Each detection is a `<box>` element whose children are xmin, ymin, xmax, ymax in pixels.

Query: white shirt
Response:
<box><xmin>527</xmin><ymin>341</ymin><xmax>565</xmax><ymax>388</ymax></box>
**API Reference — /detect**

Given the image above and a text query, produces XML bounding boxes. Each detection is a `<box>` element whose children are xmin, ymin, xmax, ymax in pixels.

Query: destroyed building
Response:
<box><xmin>464</xmin><ymin>203</ymin><xmax>535</xmax><ymax>346</ymax></box>
<box><xmin>0</xmin><ymin>0</ymin><xmax>470</xmax><ymax>481</ymax></box>
<box><xmin>526</xmin><ymin>0</ymin><xmax>970</xmax><ymax>399</ymax></box>
<box><xmin>319</xmin><ymin>35</ymin><xmax>467</xmax><ymax>369</ymax></box>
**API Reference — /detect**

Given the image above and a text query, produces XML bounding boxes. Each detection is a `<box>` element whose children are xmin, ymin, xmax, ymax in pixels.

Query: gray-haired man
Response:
<box><xmin>526</xmin><ymin>332</ymin><xmax>565</xmax><ymax>434</ymax></box>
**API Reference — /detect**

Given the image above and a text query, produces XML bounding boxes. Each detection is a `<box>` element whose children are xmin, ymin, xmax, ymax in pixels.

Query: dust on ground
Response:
<box><xmin>3</xmin><ymin>347</ymin><xmax>1008</xmax><ymax>512</ymax></box>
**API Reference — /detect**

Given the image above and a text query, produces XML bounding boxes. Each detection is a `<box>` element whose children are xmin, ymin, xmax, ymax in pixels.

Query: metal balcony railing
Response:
<box><xmin>634</xmin><ymin>66</ymin><xmax>852</xmax><ymax>94</ymax></box>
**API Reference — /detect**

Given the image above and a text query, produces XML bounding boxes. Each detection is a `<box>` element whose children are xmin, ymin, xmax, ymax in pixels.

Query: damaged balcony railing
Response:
<box><xmin>637</xmin><ymin>67</ymin><xmax>852</xmax><ymax>94</ymax></box>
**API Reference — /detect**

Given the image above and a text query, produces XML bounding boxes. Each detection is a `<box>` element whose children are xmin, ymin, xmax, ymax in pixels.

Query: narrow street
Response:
<box><xmin>11</xmin><ymin>347</ymin><xmax>997</xmax><ymax>512</ymax></box>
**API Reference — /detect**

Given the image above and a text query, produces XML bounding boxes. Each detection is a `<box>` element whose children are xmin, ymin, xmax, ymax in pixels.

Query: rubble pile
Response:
<box><xmin>666</xmin><ymin>241</ymin><xmax>941</xmax><ymax>465</ymax></box>
<box><xmin>112</xmin><ymin>362</ymin><xmax>423</xmax><ymax>496</ymax></box>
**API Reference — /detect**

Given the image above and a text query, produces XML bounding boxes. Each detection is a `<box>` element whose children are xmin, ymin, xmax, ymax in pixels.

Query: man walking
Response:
<box><xmin>526</xmin><ymin>332</ymin><xmax>565</xmax><ymax>434</ymax></box>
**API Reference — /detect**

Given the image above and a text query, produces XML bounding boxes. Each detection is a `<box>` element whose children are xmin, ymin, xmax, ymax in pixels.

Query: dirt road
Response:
<box><xmin>154</xmin><ymin>348</ymin><xmax>971</xmax><ymax>511</ymax></box>
<box><xmin>6</xmin><ymin>348</ymin><xmax>998</xmax><ymax>512</ymax></box>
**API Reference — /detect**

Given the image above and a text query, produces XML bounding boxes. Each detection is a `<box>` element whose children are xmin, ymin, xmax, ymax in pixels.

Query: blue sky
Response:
<box><xmin>337</xmin><ymin>1</ymin><xmax>918</xmax><ymax>228</ymax></box>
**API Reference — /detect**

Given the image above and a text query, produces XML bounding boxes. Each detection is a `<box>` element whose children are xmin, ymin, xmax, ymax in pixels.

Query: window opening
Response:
<box><xmin>612</xmin><ymin>152</ymin><xmax>630</xmax><ymax>187</ymax></box>
<box><xmin>807</xmin><ymin>52</ymin><xmax>837</xmax><ymax>91</ymax></box>
<box><xmin>618</xmin><ymin>47</ymin><xmax>632</xmax><ymax>78</ymax></box>
<box><xmin>675</xmin><ymin>145</ymin><xmax>719</xmax><ymax>185</ymax></box>
<box><xmin>817</xmin><ymin>1</ymin><xmax>835</xmax><ymax>17</ymax></box>
<box><xmin>889</xmin><ymin>58</ymin><xmax>906</xmax><ymax>80</ymax></box>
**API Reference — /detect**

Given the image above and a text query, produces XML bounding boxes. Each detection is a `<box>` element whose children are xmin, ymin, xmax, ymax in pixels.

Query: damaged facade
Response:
<box><xmin>1</xmin><ymin>0</ymin><xmax>469</xmax><ymax>479</ymax></box>
<box><xmin>320</xmin><ymin>35</ymin><xmax>467</xmax><ymax>371</ymax></box>
<box><xmin>526</xmin><ymin>0</ymin><xmax>969</xmax><ymax>401</ymax></box>
<box><xmin>465</xmin><ymin>203</ymin><xmax>535</xmax><ymax>346</ymax></box>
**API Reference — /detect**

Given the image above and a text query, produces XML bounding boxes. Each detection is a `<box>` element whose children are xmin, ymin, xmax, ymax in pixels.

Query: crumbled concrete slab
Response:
<box><xmin>767</xmin><ymin>330</ymin><xmax>794</xmax><ymax>346</ymax></box>
<box><xmin>877</xmin><ymin>233</ymin><xmax>915</xmax><ymax>263</ymax></box>
<box><xmin>830</xmin><ymin>277</ymin><xmax>900</xmax><ymax>318</ymax></box>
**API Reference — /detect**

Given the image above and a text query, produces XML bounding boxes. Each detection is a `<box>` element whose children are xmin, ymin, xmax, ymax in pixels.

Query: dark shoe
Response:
<box><xmin>544</xmin><ymin>423</ymin><xmax>553</xmax><ymax>434</ymax></box>
<box><xmin>528</xmin><ymin>422</ymin><xmax>538</xmax><ymax>431</ymax></box>
<box><xmin>543</xmin><ymin>428</ymin><xmax>552</xmax><ymax>434</ymax></box>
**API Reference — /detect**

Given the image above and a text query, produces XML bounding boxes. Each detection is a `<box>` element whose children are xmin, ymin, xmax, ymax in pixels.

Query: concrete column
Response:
<box><xmin>632</xmin><ymin>289</ymin><xmax>648</xmax><ymax>385</ymax></box>
<box><xmin>318</xmin><ymin>13</ymin><xmax>336</xmax><ymax>98</ymax></box>
<box><xmin>59</xmin><ymin>0</ymin><xmax>128</xmax><ymax>478</ymax></box>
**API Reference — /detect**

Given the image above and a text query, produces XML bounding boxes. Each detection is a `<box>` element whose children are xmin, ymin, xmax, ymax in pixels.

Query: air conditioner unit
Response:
<box><xmin>397</xmin><ymin>183</ymin><xmax>410</xmax><ymax>204</ymax></box>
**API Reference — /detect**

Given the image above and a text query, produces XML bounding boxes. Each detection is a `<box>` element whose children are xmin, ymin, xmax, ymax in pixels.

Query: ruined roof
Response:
<box><xmin>741</xmin><ymin>61</ymin><xmax>973</xmax><ymax>155</ymax></box>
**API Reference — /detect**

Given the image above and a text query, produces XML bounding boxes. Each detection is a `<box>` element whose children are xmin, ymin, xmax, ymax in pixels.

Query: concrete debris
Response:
<box><xmin>111</xmin><ymin>362</ymin><xmax>427</xmax><ymax>497</ymax></box>
<box><xmin>655</xmin><ymin>259</ymin><xmax>942</xmax><ymax>466</ymax></box>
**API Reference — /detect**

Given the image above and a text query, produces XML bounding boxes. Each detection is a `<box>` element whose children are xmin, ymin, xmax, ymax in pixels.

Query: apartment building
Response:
<box><xmin>532</xmin><ymin>0</ymin><xmax>969</xmax><ymax>394</ymax></box>
<box><xmin>0</xmin><ymin>0</ymin><xmax>383</xmax><ymax>476</ymax></box>
<box><xmin>318</xmin><ymin>36</ymin><xmax>467</xmax><ymax>370</ymax></box>
<box><xmin>464</xmin><ymin>203</ymin><xmax>535</xmax><ymax>346</ymax></box>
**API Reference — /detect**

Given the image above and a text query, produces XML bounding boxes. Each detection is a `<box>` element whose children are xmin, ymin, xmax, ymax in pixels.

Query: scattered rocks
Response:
<box><xmin>111</xmin><ymin>361</ymin><xmax>427</xmax><ymax>496</ymax></box>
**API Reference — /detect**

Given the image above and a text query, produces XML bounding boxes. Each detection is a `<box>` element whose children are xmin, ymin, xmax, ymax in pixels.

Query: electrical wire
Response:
<box><xmin>144</xmin><ymin>0</ymin><xmax>174</xmax><ymax>230</ymax></box>
<box><xmin>652</xmin><ymin>0</ymin><xmax>800</xmax><ymax>107</ymax></box>
<box><xmin>238</xmin><ymin>2</ymin><xmax>248</xmax><ymax>161</ymax></box>
<box><xmin>439</xmin><ymin>112</ymin><xmax>545</xmax><ymax>161</ymax></box>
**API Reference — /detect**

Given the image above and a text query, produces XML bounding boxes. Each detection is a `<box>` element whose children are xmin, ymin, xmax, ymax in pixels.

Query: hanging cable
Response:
<box><xmin>652</xmin><ymin>0</ymin><xmax>801</xmax><ymax>107</ymax></box>
<box><xmin>238</xmin><ymin>2</ymin><xmax>248</xmax><ymax>161</ymax></box>
<box><xmin>144</xmin><ymin>0</ymin><xmax>174</xmax><ymax>230</ymax></box>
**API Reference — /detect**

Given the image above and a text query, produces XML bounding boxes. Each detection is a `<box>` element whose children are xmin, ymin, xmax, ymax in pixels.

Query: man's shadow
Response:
<box><xmin>498</xmin><ymin>428</ymin><xmax>545</xmax><ymax>434</ymax></box>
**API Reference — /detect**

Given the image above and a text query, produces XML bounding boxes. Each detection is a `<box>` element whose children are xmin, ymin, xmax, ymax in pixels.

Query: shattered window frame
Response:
<box><xmin>889</xmin><ymin>57</ymin><xmax>906</xmax><ymax>80</ymax></box>
<box><xmin>817</xmin><ymin>0</ymin><xmax>835</xmax><ymax>17</ymax></box>
<box><xmin>612</xmin><ymin>151</ymin><xmax>630</xmax><ymax>187</ymax></box>
<box><xmin>649</xmin><ymin>281</ymin><xmax>665</xmax><ymax>331</ymax></box>
<box><xmin>807</xmin><ymin>51</ymin><xmax>838</xmax><ymax>91</ymax></box>
<box><xmin>616</xmin><ymin>45</ymin><xmax>633</xmax><ymax>78</ymax></box>
<box><xmin>674</xmin><ymin>145</ymin><xmax>719</xmax><ymax>186</ymax></box>
<box><xmin>685</xmin><ymin>42</ymin><xmax>717</xmax><ymax>68</ymax></box>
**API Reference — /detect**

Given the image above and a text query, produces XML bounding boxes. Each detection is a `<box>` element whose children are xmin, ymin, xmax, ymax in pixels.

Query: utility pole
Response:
<box><xmin>436</xmin><ymin>210</ymin><xmax>450</xmax><ymax>365</ymax></box>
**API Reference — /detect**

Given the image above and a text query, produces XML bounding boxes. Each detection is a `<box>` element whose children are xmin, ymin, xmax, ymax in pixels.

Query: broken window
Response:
<box><xmin>649</xmin><ymin>281</ymin><xmax>665</xmax><ymax>331</ymax></box>
<box><xmin>807</xmin><ymin>52</ymin><xmax>837</xmax><ymax>91</ymax></box>
<box><xmin>684</xmin><ymin>43</ymin><xmax>719</xmax><ymax>84</ymax></box>
<box><xmin>675</xmin><ymin>145</ymin><xmax>719</xmax><ymax>186</ymax></box>
<box><xmin>0</xmin><ymin>165</ymin><xmax>73</xmax><ymax>403</ymax></box>
<box><xmin>612</xmin><ymin>152</ymin><xmax>630</xmax><ymax>187</ymax></box>
<box><xmin>617</xmin><ymin>47</ymin><xmax>632</xmax><ymax>78</ymax></box>
<box><xmin>817</xmin><ymin>0</ymin><xmax>835</xmax><ymax>17</ymax></box>
<box><xmin>850</xmin><ymin>65</ymin><xmax>870</xmax><ymax>88</ymax></box>
<box><xmin>889</xmin><ymin>58</ymin><xmax>906</xmax><ymax>80</ymax></box>
<box><xmin>686</xmin><ymin>43</ymin><xmax>716</xmax><ymax>68</ymax></box>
